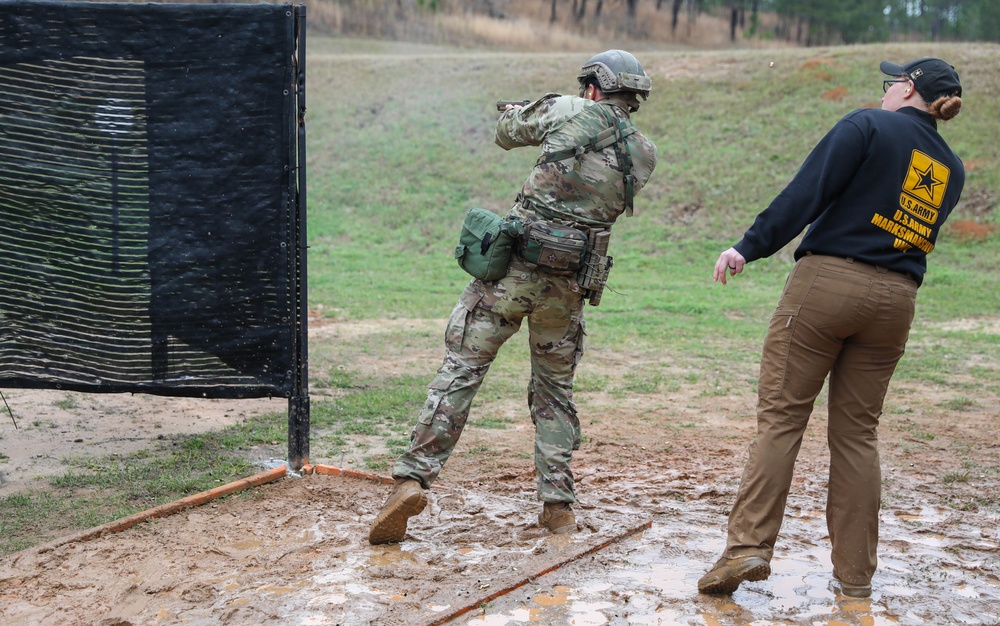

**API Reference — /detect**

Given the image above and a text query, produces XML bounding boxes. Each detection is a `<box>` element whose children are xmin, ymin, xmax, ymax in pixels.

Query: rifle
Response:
<box><xmin>496</xmin><ymin>99</ymin><xmax>531</xmax><ymax>112</ymax></box>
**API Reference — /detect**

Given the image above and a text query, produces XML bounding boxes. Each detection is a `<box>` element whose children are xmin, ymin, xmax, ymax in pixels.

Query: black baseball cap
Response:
<box><xmin>880</xmin><ymin>57</ymin><xmax>962</xmax><ymax>99</ymax></box>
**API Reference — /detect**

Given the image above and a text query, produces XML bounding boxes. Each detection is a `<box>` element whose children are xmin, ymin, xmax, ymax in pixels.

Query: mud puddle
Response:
<box><xmin>1</xmin><ymin>475</ymin><xmax>649</xmax><ymax>625</ymax></box>
<box><xmin>453</xmin><ymin>499</ymin><xmax>1000</xmax><ymax>626</ymax></box>
<box><xmin>2</xmin><ymin>472</ymin><xmax>998</xmax><ymax>625</ymax></box>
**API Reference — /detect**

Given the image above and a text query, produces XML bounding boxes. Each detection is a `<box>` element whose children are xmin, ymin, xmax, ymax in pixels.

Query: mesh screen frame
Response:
<box><xmin>0</xmin><ymin>1</ymin><xmax>306</xmax><ymax>400</ymax></box>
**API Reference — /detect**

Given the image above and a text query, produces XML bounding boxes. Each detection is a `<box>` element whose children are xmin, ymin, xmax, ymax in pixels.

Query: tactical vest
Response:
<box><xmin>534</xmin><ymin>103</ymin><xmax>638</xmax><ymax>218</ymax></box>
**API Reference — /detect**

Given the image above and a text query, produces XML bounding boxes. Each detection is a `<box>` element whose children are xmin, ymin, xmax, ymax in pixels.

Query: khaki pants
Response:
<box><xmin>724</xmin><ymin>254</ymin><xmax>918</xmax><ymax>586</ymax></box>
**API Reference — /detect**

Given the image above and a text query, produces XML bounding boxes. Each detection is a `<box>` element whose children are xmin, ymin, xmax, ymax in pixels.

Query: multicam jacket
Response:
<box><xmin>495</xmin><ymin>93</ymin><xmax>658</xmax><ymax>229</ymax></box>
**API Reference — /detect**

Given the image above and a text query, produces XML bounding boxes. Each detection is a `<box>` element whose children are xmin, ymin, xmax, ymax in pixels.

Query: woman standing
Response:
<box><xmin>700</xmin><ymin>57</ymin><xmax>964</xmax><ymax>598</ymax></box>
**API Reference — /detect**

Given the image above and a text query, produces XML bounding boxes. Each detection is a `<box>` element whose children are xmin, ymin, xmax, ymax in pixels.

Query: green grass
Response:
<box><xmin>941</xmin><ymin>471</ymin><xmax>971</xmax><ymax>485</ymax></box>
<box><xmin>0</xmin><ymin>421</ymin><xmax>269</xmax><ymax>554</ymax></box>
<box><xmin>311</xmin><ymin>375</ymin><xmax>428</xmax><ymax>437</ymax></box>
<box><xmin>937</xmin><ymin>396</ymin><xmax>977</xmax><ymax>411</ymax></box>
<box><xmin>307</xmin><ymin>43</ymin><xmax>1000</xmax><ymax>321</ymax></box>
<box><xmin>4</xmin><ymin>38</ymin><xmax>998</xmax><ymax>556</ymax></box>
<box><xmin>54</xmin><ymin>394</ymin><xmax>78</xmax><ymax>411</ymax></box>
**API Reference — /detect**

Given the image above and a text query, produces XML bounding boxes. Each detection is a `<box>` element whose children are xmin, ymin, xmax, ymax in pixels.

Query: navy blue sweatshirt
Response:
<box><xmin>734</xmin><ymin>106</ymin><xmax>964</xmax><ymax>286</ymax></box>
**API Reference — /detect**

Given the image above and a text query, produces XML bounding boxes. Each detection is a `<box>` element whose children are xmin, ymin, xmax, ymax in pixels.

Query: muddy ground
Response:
<box><xmin>1</xmin><ymin>318</ymin><xmax>999</xmax><ymax>626</ymax></box>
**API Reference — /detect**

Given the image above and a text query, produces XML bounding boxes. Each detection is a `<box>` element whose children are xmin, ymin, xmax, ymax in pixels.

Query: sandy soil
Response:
<box><xmin>0</xmin><ymin>390</ymin><xmax>286</xmax><ymax>492</ymax></box>
<box><xmin>1</xmin><ymin>318</ymin><xmax>999</xmax><ymax>626</ymax></box>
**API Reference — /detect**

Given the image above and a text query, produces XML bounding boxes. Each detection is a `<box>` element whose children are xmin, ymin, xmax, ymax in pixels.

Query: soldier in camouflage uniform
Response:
<box><xmin>369</xmin><ymin>50</ymin><xmax>658</xmax><ymax>545</ymax></box>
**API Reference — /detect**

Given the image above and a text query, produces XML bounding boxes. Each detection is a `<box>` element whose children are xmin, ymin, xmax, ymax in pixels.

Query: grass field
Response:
<box><xmin>2</xmin><ymin>37</ymin><xmax>998</xmax><ymax>555</ymax></box>
<box><xmin>302</xmin><ymin>37</ymin><xmax>999</xmax><ymax>467</ymax></box>
<box><xmin>304</xmin><ymin>37</ymin><xmax>999</xmax><ymax>371</ymax></box>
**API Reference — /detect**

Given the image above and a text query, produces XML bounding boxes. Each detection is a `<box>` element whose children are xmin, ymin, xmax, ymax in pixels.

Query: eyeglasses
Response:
<box><xmin>883</xmin><ymin>78</ymin><xmax>908</xmax><ymax>93</ymax></box>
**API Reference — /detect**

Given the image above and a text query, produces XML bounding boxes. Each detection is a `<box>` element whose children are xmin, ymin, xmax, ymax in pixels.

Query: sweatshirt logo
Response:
<box><xmin>870</xmin><ymin>150</ymin><xmax>950</xmax><ymax>254</ymax></box>
<box><xmin>902</xmin><ymin>149</ymin><xmax>949</xmax><ymax>212</ymax></box>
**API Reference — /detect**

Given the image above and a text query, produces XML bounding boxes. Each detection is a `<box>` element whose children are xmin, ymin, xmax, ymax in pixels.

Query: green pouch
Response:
<box><xmin>520</xmin><ymin>219</ymin><xmax>588</xmax><ymax>272</ymax></box>
<box><xmin>455</xmin><ymin>208</ymin><xmax>522</xmax><ymax>281</ymax></box>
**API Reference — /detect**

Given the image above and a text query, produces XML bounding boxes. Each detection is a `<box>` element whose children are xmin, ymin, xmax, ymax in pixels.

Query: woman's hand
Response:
<box><xmin>713</xmin><ymin>247</ymin><xmax>747</xmax><ymax>285</ymax></box>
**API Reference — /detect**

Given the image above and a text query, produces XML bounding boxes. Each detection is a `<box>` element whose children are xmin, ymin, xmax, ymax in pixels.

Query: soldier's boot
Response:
<box><xmin>368</xmin><ymin>478</ymin><xmax>427</xmax><ymax>545</ymax></box>
<box><xmin>538</xmin><ymin>502</ymin><xmax>576</xmax><ymax>534</ymax></box>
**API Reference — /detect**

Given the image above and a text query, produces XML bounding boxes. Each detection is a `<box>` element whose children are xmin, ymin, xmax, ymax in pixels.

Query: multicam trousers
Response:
<box><xmin>723</xmin><ymin>254</ymin><xmax>918</xmax><ymax>586</ymax></box>
<box><xmin>392</xmin><ymin>258</ymin><xmax>587</xmax><ymax>503</ymax></box>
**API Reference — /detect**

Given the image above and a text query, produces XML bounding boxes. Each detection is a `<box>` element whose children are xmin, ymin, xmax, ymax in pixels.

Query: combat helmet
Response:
<box><xmin>577</xmin><ymin>49</ymin><xmax>652</xmax><ymax>108</ymax></box>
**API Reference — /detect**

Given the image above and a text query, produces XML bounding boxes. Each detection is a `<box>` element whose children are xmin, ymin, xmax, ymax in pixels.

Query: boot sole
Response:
<box><xmin>835</xmin><ymin>580</ymin><xmax>872</xmax><ymax>598</ymax></box>
<box><xmin>698</xmin><ymin>559</ymin><xmax>771</xmax><ymax>594</ymax></box>
<box><xmin>368</xmin><ymin>490</ymin><xmax>427</xmax><ymax>545</ymax></box>
<box><xmin>838</xmin><ymin>584</ymin><xmax>872</xmax><ymax>598</ymax></box>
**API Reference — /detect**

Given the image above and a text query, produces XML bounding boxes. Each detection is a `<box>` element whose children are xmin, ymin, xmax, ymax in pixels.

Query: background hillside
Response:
<box><xmin>305</xmin><ymin>38</ymin><xmax>998</xmax><ymax>328</ymax></box>
<box><xmin>303</xmin><ymin>0</ymin><xmax>762</xmax><ymax>51</ymax></box>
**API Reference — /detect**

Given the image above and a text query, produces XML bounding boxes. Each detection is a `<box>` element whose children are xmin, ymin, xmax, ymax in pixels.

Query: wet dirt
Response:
<box><xmin>1</xmin><ymin>318</ymin><xmax>998</xmax><ymax>625</ymax></box>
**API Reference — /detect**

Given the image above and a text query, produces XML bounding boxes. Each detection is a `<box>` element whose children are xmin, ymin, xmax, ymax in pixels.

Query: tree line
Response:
<box><xmin>296</xmin><ymin>0</ymin><xmax>998</xmax><ymax>46</ymax></box>
<box><xmin>546</xmin><ymin>0</ymin><xmax>1000</xmax><ymax>44</ymax></box>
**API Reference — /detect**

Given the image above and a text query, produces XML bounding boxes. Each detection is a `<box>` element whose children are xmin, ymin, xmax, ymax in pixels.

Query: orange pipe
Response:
<box><xmin>36</xmin><ymin>465</ymin><xmax>288</xmax><ymax>552</ymax></box>
<box><xmin>79</xmin><ymin>464</ymin><xmax>288</xmax><ymax>541</ymax></box>
<box><xmin>423</xmin><ymin>517</ymin><xmax>653</xmax><ymax>626</ymax></box>
<box><xmin>312</xmin><ymin>464</ymin><xmax>395</xmax><ymax>484</ymax></box>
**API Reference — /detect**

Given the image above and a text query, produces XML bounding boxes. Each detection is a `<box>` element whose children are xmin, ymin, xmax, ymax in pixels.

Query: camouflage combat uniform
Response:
<box><xmin>392</xmin><ymin>94</ymin><xmax>658</xmax><ymax>503</ymax></box>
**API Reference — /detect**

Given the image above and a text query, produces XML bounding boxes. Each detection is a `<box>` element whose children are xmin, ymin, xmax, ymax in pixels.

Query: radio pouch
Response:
<box><xmin>455</xmin><ymin>207</ymin><xmax>522</xmax><ymax>281</ymax></box>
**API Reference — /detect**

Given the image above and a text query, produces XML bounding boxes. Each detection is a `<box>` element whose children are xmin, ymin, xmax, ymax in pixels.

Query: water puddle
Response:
<box><xmin>176</xmin><ymin>480</ymin><xmax>1000</xmax><ymax>625</ymax></box>
<box><xmin>442</xmin><ymin>504</ymin><xmax>1000</xmax><ymax>626</ymax></box>
<box><xmin>3</xmin><ymin>471</ymin><xmax>996</xmax><ymax>626</ymax></box>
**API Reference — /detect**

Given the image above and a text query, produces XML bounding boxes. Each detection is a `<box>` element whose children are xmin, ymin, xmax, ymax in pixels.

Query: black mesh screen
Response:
<box><xmin>0</xmin><ymin>1</ymin><xmax>304</xmax><ymax>398</ymax></box>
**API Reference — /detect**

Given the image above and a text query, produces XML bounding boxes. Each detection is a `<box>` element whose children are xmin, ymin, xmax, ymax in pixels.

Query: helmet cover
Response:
<box><xmin>577</xmin><ymin>49</ymin><xmax>652</xmax><ymax>100</ymax></box>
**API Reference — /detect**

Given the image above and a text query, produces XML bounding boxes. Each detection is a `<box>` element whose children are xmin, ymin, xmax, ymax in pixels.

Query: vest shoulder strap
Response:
<box><xmin>535</xmin><ymin>120</ymin><xmax>637</xmax><ymax>166</ymax></box>
<box><xmin>534</xmin><ymin>105</ymin><xmax>639</xmax><ymax>217</ymax></box>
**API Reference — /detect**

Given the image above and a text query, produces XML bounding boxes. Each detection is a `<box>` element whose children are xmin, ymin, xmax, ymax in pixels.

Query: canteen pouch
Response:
<box><xmin>520</xmin><ymin>219</ymin><xmax>589</xmax><ymax>272</ymax></box>
<box><xmin>455</xmin><ymin>207</ymin><xmax>521</xmax><ymax>281</ymax></box>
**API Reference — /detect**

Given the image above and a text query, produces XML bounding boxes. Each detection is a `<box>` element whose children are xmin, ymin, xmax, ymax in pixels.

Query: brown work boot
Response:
<box><xmin>833</xmin><ymin>574</ymin><xmax>872</xmax><ymax>598</ymax></box>
<box><xmin>538</xmin><ymin>502</ymin><xmax>576</xmax><ymax>534</ymax></box>
<box><xmin>368</xmin><ymin>478</ymin><xmax>427</xmax><ymax>545</ymax></box>
<box><xmin>697</xmin><ymin>555</ymin><xmax>771</xmax><ymax>594</ymax></box>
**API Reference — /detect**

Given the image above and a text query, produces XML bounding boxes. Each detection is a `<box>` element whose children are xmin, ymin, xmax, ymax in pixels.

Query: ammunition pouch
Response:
<box><xmin>576</xmin><ymin>228</ymin><xmax>613</xmax><ymax>306</ymax></box>
<box><xmin>518</xmin><ymin>219</ymin><xmax>589</xmax><ymax>273</ymax></box>
<box><xmin>514</xmin><ymin>216</ymin><xmax>614</xmax><ymax>305</ymax></box>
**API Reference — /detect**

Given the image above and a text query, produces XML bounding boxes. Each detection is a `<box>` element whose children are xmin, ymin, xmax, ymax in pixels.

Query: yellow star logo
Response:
<box><xmin>902</xmin><ymin>150</ymin><xmax>950</xmax><ymax>208</ymax></box>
